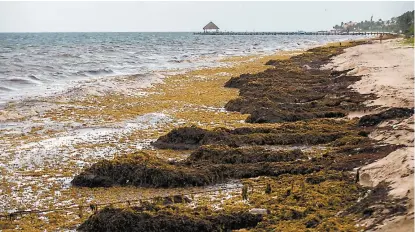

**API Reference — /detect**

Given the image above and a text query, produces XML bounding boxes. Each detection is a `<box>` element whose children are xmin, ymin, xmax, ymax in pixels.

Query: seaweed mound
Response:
<box><xmin>223</xmin><ymin>43</ymin><xmax>373</xmax><ymax>123</ymax></box>
<box><xmin>358</xmin><ymin>107</ymin><xmax>414</xmax><ymax>127</ymax></box>
<box><xmin>78</xmin><ymin>207</ymin><xmax>262</xmax><ymax>232</ymax></box>
<box><xmin>188</xmin><ymin>145</ymin><xmax>306</xmax><ymax>164</ymax></box>
<box><xmin>72</xmin><ymin>141</ymin><xmax>398</xmax><ymax>188</ymax></box>
<box><xmin>74</xmin><ymin>114</ymin><xmax>400</xmax><ymax>188</ymax></box>
<box><xmin>71</xmin><ymin>156</ymin><xmax>213</xmax><ymax>188</ymax></box>
<box><xmin>153</xmin><ymin>121</ymin><xmax>351</xmax><ymax>150</ymax></box>
<box><xmin>72</xmin><ymin>41</ymin><xmax>407</xmax><ymax>231</ymax></box>
<box><xmin>151</xmin><ymin>126</ymin><xmax>210</xmax><ymax>149</ymax></box>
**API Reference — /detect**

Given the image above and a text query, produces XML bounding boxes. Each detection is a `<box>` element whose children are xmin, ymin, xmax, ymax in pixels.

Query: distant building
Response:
<box><xmin>203</xmin><ymin>21</ymin><xmax>219</xmax><ymax>33</ymax></box>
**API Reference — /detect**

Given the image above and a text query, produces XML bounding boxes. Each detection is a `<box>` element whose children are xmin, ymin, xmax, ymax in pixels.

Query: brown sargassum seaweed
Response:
<box><xmin>224</xmin><ymin>42</ymin><xmax>374</xmax><ymax>123</ymax></box>
<box><xmin>74</xmin><ymin>42</ymin><xmax>413</xmax><ymax>231</ymax></box>
<box><xmin>78</xmin><ymin>206</ymin><xmax>262</xmax><ymax>232</ymax></box>
<box><xmin>72</xmin><ymin>120</ymin><xmax>400</xmax><ymax>188</ymax></box>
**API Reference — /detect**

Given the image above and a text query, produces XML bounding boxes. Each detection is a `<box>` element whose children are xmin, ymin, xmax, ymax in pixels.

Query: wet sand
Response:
<box><xmin>326</xmin><ymin>38</ymin><xmax>414</xmax><ymax>232</ymax></box>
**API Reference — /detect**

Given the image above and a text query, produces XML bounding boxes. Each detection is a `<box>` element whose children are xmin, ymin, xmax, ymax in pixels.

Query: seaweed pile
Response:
<box><xmin>358</xmin><ymin>107</ymin><xmax>414</xmax><ymax>127</ymax></box>
<box><xmin>78</xmin><ymin>207</ymin><xmax>262</xmax><ymax>232</ymax></box>
<box><xmin>72</xmin><ymin>121</ymin><xmax>399</xmax><ymax>188</ymax></box>
<box><xmin>152</xmin><ymin>119</ymin><xmax>363</xmax><ymax>150</ymax></box>
<box><xmin>187</xmin><ymin>145</ymin><xmax>306</xmax><ymax>164</ymax></box>
<box><xmin>224</xmin><ymin>41</ymin><xmax>374</xmax><ymax>123</ymax></box>
<box><xmin>74</xmin><ymin>42</ymin><xmax>413</xmax><ymax>231</ymax></box>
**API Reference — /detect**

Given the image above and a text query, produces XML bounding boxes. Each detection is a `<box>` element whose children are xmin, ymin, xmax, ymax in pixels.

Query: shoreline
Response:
<box><xmin>0</xmin><ymin>34</ymin><xmax>371</xmax><ymax>112</ymax></box>
<box><xmin>75</xmin><ymin>39</ymin><xmax>411</xmax><ymax>231</ymax></box>
<box><xmin>0</xmin><ymin>45</ymin><xmax>301</xmax><ymax>230</ymax></box>
<box><xmin>327</xmin><ymin>38</ymin><xmax>414</xmax><ymax>232</ymax></box>
<box><xmin>1</xmin><ymin>37</ymin><xmax>413</xmax><ymax>231</ymax></box>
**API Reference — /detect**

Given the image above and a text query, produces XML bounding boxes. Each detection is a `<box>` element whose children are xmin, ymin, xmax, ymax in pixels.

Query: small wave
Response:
<box><xmin>168</xmin><ymin>59</ymin><xmax>182</xmax><ymax>63</ymax></box>
<box><xmin>73</xmin><ymin>71</ymin><xmax>88</xmax><ymax>77</ymax></box>
<box><xmin>201</xmin><ymin>51</ymin><xmax>218</xmax><ymax>55</ymax></box>
<box><xmin>0</xmin><ymin>86</ymin><xmax>13</xmax><ymax>92</ymax></box>
<box><xmin>28</xmin><ymin>74</ymin><xmax>41</xmax><ymax>81</ymax></box>
<box><xmin>44</xmin><ymin>65</ymin><xmax>54</xmax><ymax>70</ymax></box>
<box><xmin>75</xmin><ymin>68</ymin><xmax>114</xmax><ymax>76</ymax></box>
<box><xmin>58</xmin><ymin>53</ymin><xmax>81</xmax><ymax>58</ymax></box>
<box><xmin>6</xmin><ymin>77</ymin><xmax>37</xmax><ymax>85</ymax></box>
<box><xmin>168</xmin><ymin>59</ymin><xmax>191</xmax><ymax>64</ymax></box>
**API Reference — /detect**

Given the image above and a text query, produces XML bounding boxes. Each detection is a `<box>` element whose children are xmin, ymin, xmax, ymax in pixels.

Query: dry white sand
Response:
<box><xmin>327</xmin><ymin>38</ymin><xmax>414</xmax><ymax>232</ymax></box>
<box><xmin>326</xmin><ymin>39</ymin><xmax>414</xmax><ymax>108</ymax></box>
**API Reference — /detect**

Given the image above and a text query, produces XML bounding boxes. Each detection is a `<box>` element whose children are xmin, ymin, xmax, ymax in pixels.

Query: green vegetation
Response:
<box><xmin>333</xmin><ymin>10</ymin><xmax>414</xmax><ymax>36</ymax></box>
<box><xmin>397</xmin><ymin>11</ymin><xmax>414</xmax><ymax>36</ymax></box>
<box><xmin>402</xmin><ymin>37</ymin><xmax>414</xmax><ymax>46</ymax></box>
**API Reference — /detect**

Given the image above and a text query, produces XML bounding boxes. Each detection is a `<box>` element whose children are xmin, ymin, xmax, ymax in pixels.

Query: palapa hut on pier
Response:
<box><xmin>203</xmin><ymin>21</ymin><xmax>219</xmax><ymax>33</ymax></box>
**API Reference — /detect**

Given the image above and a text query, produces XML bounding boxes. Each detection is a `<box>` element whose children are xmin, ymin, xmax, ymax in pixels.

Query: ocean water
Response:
<box><xmin>0</xmin><ymin>32</ymin><xmax>369</xmax><ymax>105</ymax></box>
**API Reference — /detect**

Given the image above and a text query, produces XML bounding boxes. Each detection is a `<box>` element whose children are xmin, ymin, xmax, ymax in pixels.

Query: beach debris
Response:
<box><xmin>265</xmin><ymin>183</ymin><xmax>272</xmax><ymax>194</ymax></box>
<box><xmin>249</xmin><ymin>208</ymin><xmax>268</xmax><ymax>215</ymax></box>
<box><xmin>242</xmin><ymin>184</ymin><xmax>249</xmax><ymax>200</ymax></box>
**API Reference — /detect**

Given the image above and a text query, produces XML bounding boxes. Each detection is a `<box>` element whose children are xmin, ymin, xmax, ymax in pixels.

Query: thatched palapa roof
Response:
<box><xmin>203</xmin><ymin>22</ymin><xmax>219</xmax><ymax>30</ymax></box>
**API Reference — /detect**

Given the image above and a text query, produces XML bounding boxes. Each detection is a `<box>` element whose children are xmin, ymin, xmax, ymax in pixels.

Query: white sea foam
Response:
<box><xmin>0</xmin><ymin>33</ymin><xmax>372</xmax><ymax>106</ymax></box>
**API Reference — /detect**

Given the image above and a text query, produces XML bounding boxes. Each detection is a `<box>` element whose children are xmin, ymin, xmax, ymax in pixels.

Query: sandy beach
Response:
<box><xmin>327</xmin><ymin>38</ymin><xmax>414</xmax><ymax>232</ymax></box>
<box><xmin>0</xmin><ymin>1</ymin><xmax>414</xmax><ymax>231</ymax></box>
<box><xmin>0</xmin><ymin>38</ymin><xmax>414</xmax><ymax>231</ymax></box>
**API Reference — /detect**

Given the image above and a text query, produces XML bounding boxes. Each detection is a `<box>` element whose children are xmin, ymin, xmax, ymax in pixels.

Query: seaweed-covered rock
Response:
<box><xmin>358</xmin><ymin>107</ymin><xmax>414</xmax><ymax>127</ymax></box>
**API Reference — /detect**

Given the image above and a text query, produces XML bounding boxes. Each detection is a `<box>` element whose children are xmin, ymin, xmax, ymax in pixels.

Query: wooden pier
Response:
<box><xmin>193</xmin><ymin>31</ymin><xmax>393</xmax><ymax>36</ymax></box>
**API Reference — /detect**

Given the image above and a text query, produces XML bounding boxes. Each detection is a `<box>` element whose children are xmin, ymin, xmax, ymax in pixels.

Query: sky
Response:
<box><xmin>0</xmin><ymin>1</ymin><xmax>413</xmax><ymax>32</ymax></box>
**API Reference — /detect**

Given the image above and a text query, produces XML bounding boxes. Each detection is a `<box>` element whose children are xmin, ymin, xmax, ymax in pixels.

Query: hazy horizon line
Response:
<box><xmin>0</xmin><ymin>29</ymin><xmax>369</xmax><ymax>33</ymax></box>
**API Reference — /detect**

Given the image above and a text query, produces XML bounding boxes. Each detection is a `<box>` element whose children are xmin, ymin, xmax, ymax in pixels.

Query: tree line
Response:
<box><xmin>333</xmin><ymin>10</ymin><xmax>414</xmax><ymax>36</ymax></box>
